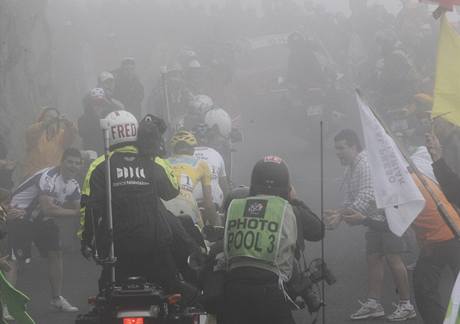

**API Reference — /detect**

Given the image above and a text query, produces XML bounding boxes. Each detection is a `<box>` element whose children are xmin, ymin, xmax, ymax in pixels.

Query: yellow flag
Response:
<box><xmin>432</xmin><ymin>16</ymin><xmax>460</xmax><ymax>126</ymax></box>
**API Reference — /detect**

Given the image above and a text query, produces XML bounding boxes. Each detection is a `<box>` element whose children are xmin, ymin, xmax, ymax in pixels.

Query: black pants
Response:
<box><xmin>99</xmin><ymin>239</ymin><xmax>178</xmax><ymax>292</ymax></box>
<box><xmin>223</xmin><ymin>267</ymin><xmax>295</xmax><ymax>324</ymax></box>
<box><xmin>414</xmin><ymin>239</ymin><xmax>460</xmax><ymax>324</ymax></box>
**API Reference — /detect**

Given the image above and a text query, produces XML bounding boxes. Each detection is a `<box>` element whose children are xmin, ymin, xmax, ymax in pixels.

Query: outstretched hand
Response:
<box><xmin>426</xmin><ymin>133</ymin><xmax>442</xmax><ymax>162</ymax></box>
<box><xmin>342</xmin><ymin>209</ymin><xmax>366</xmax><ymax>226</ymax></box>
<box><xmin>6</xmin><ymin>207</ymin><xmax>25</xmax><ymax>220</ymax></box>
<box><xmin>324</xmin><ymin>209</ymin><xmax>342</xmax><ymax>230</ymax></box>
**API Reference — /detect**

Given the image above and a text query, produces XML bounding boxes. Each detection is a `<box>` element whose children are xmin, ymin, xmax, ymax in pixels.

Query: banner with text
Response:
<box><xmin>357</xmin><ymin>93</ymin><xmax>425</xmax><ymax>236</ymax></box>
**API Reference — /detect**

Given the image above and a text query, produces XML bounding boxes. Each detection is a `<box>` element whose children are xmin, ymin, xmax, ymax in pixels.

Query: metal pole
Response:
<box><xmin>101</xmin><ymin>119</ymin><xmax>116</xmax><ymax>283</ymax></box>
<box><xmin>356</xmin><ymin>89</ymin><xmax>460</xmax><ymax>239</ymax></box>
<box><xmin>320</xmin><ymin>120</ymin><xmax>326</xmax><ymax>324</ymax></box>
<box><xmin>160</xmin><ymin>66</ymin><xmax>171</xmax><ymax>127</ymax></box>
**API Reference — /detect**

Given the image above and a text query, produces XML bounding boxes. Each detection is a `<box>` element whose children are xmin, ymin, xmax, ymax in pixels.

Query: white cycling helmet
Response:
<box><xmin>98</xmin><ymin>71</ymin><xmax>114</xmax><ymax>83</ymax></box>
<box><xmin>89</xmin><ymin>87</ymin><xmax>105</xmax><ymax>100</ymax></box>
<box><xmin>190</xmin><ymin>94</ymin><xmax>214</xmax><ymax>115</ymax></box>
<box><xmin>205</xmin><ymin>107</ymin><xmax>232</xmax><ymax>138</ymax></box>
<box><xmin>103</xmin><ymin>110</ymin><xmax>138</xmax><ymax>146</ymax></box>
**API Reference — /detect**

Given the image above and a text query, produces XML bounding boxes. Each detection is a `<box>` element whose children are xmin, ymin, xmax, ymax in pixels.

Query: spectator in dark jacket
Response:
<box><xmin>426</xmin><ymin>132</ymin><xmax>460</xmax><ymax>208</ymax></box>
<box><xmin>112</xmin><ymin>57</ymin><xmax>144</xmax><ymax>118</ymax></box>
<box><xmin>78</xmin><ymin>88</ymin><xmax>111</xmax><ymax>155</ymax></box>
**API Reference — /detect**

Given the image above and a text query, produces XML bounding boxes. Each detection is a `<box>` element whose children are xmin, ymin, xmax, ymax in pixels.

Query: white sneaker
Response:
<box><xmin>350</xmin><ymin>299</ymin><xmax>385</xmax><ymax>320</ymax></box>
<box><xmin>387</xmin><ymin>302</ymin><xmax>416</xmax><ymax>321</ymax></box>
<box><xmin>50</xmin><ymin>296</ymin><xmax>79</xmax><ymax>312</ymax></box>
<box><xmin>2</xmin><ymin>305</ymin><xmax>14</xmax><ymax>321</ymax></box>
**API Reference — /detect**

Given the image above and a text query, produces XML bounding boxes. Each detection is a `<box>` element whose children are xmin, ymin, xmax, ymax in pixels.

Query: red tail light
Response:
<box><xmin>123</xmin><ymin>318</ymin><xmax>144</xmax><ymax>324</ymax></box>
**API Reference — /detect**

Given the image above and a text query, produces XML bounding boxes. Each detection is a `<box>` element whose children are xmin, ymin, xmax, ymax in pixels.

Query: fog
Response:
<box><xmin>0</xmin><ymin>0</ymin><xmax>457</xmax><ymax>323</ymax></box>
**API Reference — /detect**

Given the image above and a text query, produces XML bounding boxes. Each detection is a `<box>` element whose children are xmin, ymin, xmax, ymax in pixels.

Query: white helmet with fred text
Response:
<box><xmin>104</xmin><ymin>110</ymin><xmax>138</xmax><ymax>146</ymax></box>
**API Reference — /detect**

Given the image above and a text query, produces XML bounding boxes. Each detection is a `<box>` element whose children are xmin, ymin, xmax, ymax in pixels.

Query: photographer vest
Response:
<box><xmin>224</xmin><ymin>195</ymin><xmax>297</xmax><ymax>281</ymax></box>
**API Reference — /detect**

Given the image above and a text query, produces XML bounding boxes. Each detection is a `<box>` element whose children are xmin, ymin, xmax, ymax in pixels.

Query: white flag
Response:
<box><xmin>444</xmin><ymin>272</ymin><xmax>460</xmax><ymax>324</ymax></box>
<box><xmin>356</xmin><ymin>93</ymin><xmax>425</xmax><ymax>236</ymax></box>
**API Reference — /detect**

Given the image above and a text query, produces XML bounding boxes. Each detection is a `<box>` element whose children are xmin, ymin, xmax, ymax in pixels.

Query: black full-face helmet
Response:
<box><xmin>250</xmin><ymin>156</ymin><xmax>290</xmax><ymax>200</ymax></box>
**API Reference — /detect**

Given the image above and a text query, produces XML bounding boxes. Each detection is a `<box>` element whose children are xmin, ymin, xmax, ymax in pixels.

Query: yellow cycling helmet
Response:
<box><xmin>170</xmin><ymin>130</ymin><xmax>198</xmax><ymax>149</ymax></box>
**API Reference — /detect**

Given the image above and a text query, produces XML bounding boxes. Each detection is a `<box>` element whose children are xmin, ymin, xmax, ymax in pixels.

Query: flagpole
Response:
<box><xmin>356</xmin><ymin>89</ymin><xmax>460</xmax><ymax>239</ymax></box>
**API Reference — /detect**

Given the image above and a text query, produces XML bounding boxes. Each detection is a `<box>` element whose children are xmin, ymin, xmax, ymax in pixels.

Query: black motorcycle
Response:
<box><xmin>76</xmin><ymin>276</ymin><xmax>202</xmax><ymax>324</ymax></box>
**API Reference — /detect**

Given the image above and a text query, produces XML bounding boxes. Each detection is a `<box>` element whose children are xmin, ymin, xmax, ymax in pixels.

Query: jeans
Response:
<box><xmin>414</xmin><ymin>239</ymin><xmax>460</xmax><ymax>324</ymax></box>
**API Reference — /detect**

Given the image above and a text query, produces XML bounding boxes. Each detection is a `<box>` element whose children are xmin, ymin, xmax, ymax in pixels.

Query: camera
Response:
<box><xmin>309</xmin><ymin>258</ymin><xmax>336</xmax><ymax>286</ymax></box>
<box><xmin>288</xmin><ymin>258</ymin><xmax>336</xmax><ymax>313</ymax></box>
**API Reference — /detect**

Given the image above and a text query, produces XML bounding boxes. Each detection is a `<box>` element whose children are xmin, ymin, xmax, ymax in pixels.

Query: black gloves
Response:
<box><xmin>80</xmin><ymin>241</ymin><xmax>94</xmax><ymax>260</ymax></box>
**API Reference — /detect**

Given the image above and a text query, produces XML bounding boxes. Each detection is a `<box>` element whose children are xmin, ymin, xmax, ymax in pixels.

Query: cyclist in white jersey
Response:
<box><xmin>192</xmin><ymin>124</ymin><xmax>230</xmax><ymax>209</ymax></box>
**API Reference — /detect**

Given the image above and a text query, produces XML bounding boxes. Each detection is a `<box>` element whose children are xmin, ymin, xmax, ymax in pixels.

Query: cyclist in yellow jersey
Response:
<box><xmin>164</xmin><ymin>131</ymin><xmax>219</xmax><ymax>227</ymax></box>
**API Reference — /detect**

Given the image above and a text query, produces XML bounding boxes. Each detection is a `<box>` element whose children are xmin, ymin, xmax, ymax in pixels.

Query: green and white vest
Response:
<box><xmin>224</xmin><ymin>195</ymin><xmax>297</xmax><ymax>281</ymax></box>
